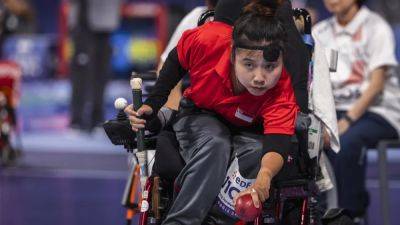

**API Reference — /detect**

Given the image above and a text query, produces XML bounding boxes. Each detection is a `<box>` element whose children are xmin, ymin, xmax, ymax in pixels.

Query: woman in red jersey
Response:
<box><xmin>125</xmin><ymin>1</ymin><xmax>308</xmax><ymax>224</ymax></box>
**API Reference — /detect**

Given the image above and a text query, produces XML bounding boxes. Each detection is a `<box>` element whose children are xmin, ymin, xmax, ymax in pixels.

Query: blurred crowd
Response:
<box><xmin>0</xmin><ymin>0</ymin><xmax>399</xmax><ymax>224</ymax></box>
<box><xmin>0</xmin><ymin>0</ymin><xmax>397</xmax><ymax>133</ymax></box>
<box><xmin>0</xmin><ymin>0</ymin><xmax>35</xmax><ymax>47</ymax></box>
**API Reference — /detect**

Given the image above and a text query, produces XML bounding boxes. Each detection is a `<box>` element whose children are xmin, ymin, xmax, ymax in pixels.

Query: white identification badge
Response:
<box><xmin>216</xmin><ymin>157</ymin><xmax>255</xmax><ymax>218</ymax></box>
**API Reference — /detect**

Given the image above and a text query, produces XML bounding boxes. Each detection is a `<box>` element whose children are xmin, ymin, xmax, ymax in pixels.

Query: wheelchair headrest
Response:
<box><xmin>198</xmin><ymin>10</ymin><xmax>215</xmax><ymax>26</ymax></box>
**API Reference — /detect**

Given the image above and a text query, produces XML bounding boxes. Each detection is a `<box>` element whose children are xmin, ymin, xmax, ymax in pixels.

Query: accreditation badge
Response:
<box><xmin>216</xmin><ymin>157</ymin><xmax>255</xmax><ymax>218</ymax></box>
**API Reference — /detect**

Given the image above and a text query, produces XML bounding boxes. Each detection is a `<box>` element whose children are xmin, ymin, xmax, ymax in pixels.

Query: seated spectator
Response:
<box><xmin>313</xmin><ymin>0</ymin><xmax>400</xmax><ymax>222</ymax></box>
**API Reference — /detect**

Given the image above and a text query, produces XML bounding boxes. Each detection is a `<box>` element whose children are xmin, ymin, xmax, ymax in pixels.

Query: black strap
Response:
<box><xmin>234</xmin><ymin>43</ymin><xmax>283</xmax><ymax>62</ymax></box>
<box><xmin>144</xmin><ymin>48</ymin><xmax>187</xmax><ymax>114</ymax></box>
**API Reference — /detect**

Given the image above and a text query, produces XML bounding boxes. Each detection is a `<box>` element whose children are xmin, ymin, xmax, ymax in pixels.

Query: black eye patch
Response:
<box><xmin>234</xmin><ymin>43</ymin><xmax>282</xmax><ymax>62</ymax></box>
<box><xmin>263</xmin><ymin>44</ymin><xmax>281</xmax><ymax>62</ymax></box>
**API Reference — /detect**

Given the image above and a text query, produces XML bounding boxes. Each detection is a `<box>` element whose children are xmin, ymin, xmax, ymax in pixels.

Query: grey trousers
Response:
<box><xmin>161</xmin><ymin>112</ymin><xmax>263</xmax><ymax>225</ymax></box>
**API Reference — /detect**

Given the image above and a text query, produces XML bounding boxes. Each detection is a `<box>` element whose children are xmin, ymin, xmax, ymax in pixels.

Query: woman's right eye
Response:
<box><xmin>244</xmin><ymin>62</ymin><xmax>254</xmax><ymax>69</ymax></box>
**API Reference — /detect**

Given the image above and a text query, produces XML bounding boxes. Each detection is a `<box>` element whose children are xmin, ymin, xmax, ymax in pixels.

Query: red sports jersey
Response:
<box><xmin>177</xmin><ymin>21</ymin><xmax>298</xmax><ymax>135</ymax></box>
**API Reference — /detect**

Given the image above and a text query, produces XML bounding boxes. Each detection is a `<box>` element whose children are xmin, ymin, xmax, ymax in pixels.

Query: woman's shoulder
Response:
<box><xmin>196</xmin><ymin>21</ymin><xmax>232</xmax><ymax>41</ymax></box>
<box><xmin>180</xmin><ymin>21</ymin><xmax>231</xmax><ymax>43</ymax></box>
<box><xmin>179</xmin><ymin>21</ymin><xmax>232</xmax><ymax>57</ymax></box>
<box><xmin>363</xmin><ymin>10</ymin><xmax>393</xmax><ymax>36</ymax></box>
<box><xmin>312</xmin><ymin>17</ymin><xmax>335</xmax><ymax>42</ymax></box>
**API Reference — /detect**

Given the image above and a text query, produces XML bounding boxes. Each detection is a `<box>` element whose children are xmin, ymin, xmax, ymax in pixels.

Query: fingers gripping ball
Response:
<box><xmin>235</xmin><ymin>193</ymin><xmax>262</xmax><ymax>222</ymax></box>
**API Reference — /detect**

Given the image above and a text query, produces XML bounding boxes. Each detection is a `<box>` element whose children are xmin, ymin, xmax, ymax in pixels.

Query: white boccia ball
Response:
<box><xmin>114</xmin><ymin>98</ymin><xmax>128</xmax><ymax>110</ymax></box>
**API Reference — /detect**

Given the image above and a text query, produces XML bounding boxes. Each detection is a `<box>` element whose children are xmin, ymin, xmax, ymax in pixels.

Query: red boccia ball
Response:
<box><xmin>234</xmin><ymin>193</ymin><xmax>262</xmax><ymax>222</ymax></box>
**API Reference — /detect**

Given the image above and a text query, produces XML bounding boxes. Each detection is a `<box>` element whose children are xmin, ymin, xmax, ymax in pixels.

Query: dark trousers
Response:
<box><xmin>327</xmin><ymin>111</ymin><xmax>398</xmax><ymax>217</ymax></box>
<box><xmin>70</xmin><ymin>29</ymin><xmax>111</xmax><ymax>131</ymax></box>
<box><xmin>160</xmin><ymin>111</ymin><xmax>264</xmax><ymax>225</ymax></box>
<box><xmin>152</xmin><ymin>129</ymin><xmax>185</xmax><ymax>181</ymax></box>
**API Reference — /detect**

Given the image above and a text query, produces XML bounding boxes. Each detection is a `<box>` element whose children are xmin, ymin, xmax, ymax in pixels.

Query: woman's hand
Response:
<box><xmin>323</xmin><ymin>127</ymin><xmax>331</xmax><ymax>149</ymax></box>
<box><xmin>338</xmin><ymin>118</ymin><xmax>350</xmax><ymax>135</ymax></box>
<box><xmin>124</xmin><ymin>104</ymin><xmax>153</xmax><ymax>132</ymax></box>
<box><xmin>234</xmin><ymin>169</ymin><xmax>272</xmax><ymax>208</ymax></box>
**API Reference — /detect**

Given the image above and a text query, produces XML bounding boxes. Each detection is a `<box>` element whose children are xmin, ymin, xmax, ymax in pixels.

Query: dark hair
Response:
<box><xmin>356</xmin><ymin>0</ymin><xmax>365</xmax><ymax>7</ymax></box>
<box><xmin>232</xmin><ymin>2</ymin><xmax>286</xmax><ymax>51</ymax></box>
<box><xmin>207</xmin><ymin>0</ymin><xmax>219</xmax><ymax>8</ymax></box>
<box><xmin>214</xmin><ymin>0</ymin><xmax>250</xmax><ymax>25</ymax></box>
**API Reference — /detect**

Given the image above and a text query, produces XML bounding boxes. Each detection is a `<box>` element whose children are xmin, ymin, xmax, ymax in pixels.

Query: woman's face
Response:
<box><xmin>233</xmin><ymin>48</ymin><xmax>283</xmax><ymax>96</ymax></box>
<box><xmin>323</xmin><ymin>0</ymin><xmax>358</xmax><ymax>15</ymax></box>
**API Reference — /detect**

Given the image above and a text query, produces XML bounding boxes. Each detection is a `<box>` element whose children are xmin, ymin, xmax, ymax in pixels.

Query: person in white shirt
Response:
<box><xmin>158</xmin><ymin>0</ymin><xmax>218</xmax><ymax>110</ymax></box>
<box><xmin>313</xmin><ymin>0</ymin><xmax>399</xmax><ymax>220</ymax></box>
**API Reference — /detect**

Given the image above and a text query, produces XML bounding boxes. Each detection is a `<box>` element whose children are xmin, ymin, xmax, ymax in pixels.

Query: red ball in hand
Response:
<box><xmin>235</xmin><ymin>193</ymin><xmax>262</xmax><ymax>222</ymax></box>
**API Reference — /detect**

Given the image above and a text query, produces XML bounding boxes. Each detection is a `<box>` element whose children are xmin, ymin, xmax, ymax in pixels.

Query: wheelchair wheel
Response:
<box><xmin>153</xmin><ymin>177</ymin><xmax>175</xmax><ymax>223</ymax></box>
<box><xmin>280</xmin><ymin>199</ymin><xmax>304</xmax><ymax>225</ymax></box>
<box><xmin>138</xmin><ymin>176</ymin><xmax>175</xmax><ymax>225</ymax></box>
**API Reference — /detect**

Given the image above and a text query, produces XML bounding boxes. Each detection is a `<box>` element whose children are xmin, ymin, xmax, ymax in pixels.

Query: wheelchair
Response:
<box><xmin>104</xmin><ymin>94</ymin><xmax>353</xmax><ymax>225</ymax></box>
<box><xmin>103</xmin><ymin>7</ymin><xmax>354</xmax><ymax>225</ymax></box>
